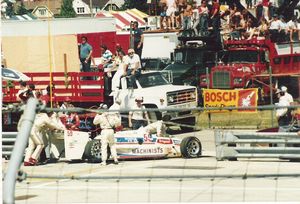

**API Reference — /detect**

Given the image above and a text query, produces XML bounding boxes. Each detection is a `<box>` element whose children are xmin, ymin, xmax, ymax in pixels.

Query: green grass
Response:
<box><xmin>196</xmin><ymin>110</ymin><xmax>278</xmax><ymax>129</ymax></box>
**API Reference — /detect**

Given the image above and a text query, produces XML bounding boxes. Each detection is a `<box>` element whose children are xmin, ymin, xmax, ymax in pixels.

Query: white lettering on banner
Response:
<box><xmin>132</xmin><ymin>147</ymin><xmax>163</xmax><ymax>154</ymax></box>
<box><xmin>294</xmin><ymin>9</ymin><xmax>300</xmax><ymax>19</ymax></box>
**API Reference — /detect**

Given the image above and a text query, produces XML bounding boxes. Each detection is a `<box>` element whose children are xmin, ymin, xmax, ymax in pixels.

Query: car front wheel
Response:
<box><xmin>180</xmin><ymin>136</ymin><xmax>202</xmax><ymax>158</ymax></box>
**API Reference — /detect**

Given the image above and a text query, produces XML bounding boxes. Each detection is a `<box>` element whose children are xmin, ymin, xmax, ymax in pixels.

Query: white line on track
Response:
<box><xmin>27</xmin><ymin>160</ymin><xmax>162</xmax><ymax>189</ymax></box>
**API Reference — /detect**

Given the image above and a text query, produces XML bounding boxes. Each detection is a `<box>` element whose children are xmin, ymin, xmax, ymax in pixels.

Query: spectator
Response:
<box><xmin>191</xmin><ymin>1</ymin><xmax>200</xmax><ymax>36</ymax></box>
<box><xmin>268</xmin><ymin>2</ymin><xmax>276</xmax><ymax>19</ymax></box>
<box><xmin>132</xmin><ymin>21</ymin><xmax>144</xmax><ymax>59</ymax></box>
<box><xmin>111</xmin><ymin>50</ymin><xmax>126</xmax><ymax>92</ymax></box>
<box><xmin>166</xmin><ymin>0</ymin><xmax>176</xmax><ymax>29</ymax></box>
<box><xmin>79</xmin><ymin>36</ymin><xmax>93</xmax><ymax>74</ymax></box>
<box><xmin>100</xmin><ymin>45</ymin><xmax>113</xmax><ymax>69</ymax></box>
<box><xmin>255</xmin><ymin>1</ymin><xmax>264</xmax><ymax>22</ymax></box>
<box><xmin>262</xmin><ymin>0</ymin><xmax>269</xmax><ymax>21</ymax></box>
<box><xmin>269</xmin><ymin>14</ymin><xmax>281</xmax><ymax>42</ymax></box>
<box><xmin>257</xmin><ymin>17</ymin><xmax>269</xmax><ymax>39</ymax></box>
<box><xmin>124</xmin><ymin>48</ymin><xmax>142</xmax><ymax>87</ymax></box>
<box><xmin>198</xmin><ymin>0</ymin><xmax>209</xmax><ymax>36</ymax></box>
<box><xmin>287</xmin><ymin>16</ymin><xmax>300</xmax><ymax>42</ymax></box>
<box><xmin>177</xmin><ymin>0</ymin><xmax>187</xmax><ymax>29</ymax></box>
<box><xmin>182</xmin><ymin>3</ymin><xmax>193</xmax><ymax>32</ymax></box>
<box><xmin>160</xmin><ymin>3</ymin><xmax>167</xmax><ymax>29</ymax></box>
<box><xmin>246</xmin><ymin>0</ymin><xmax>252</xmax><ymax>9</ymax></box>
<box><xmin>279</xmin><ymin>15</ymin><xmax>289</xmax><ymax>42</ymax></box>
<box><xmin>210</xmin><ymin>0</ymin><xmax>221</xmax><ymax>37</ymax></box>
<box><xmin>243</xmin><ymin>20</ymin><xmax>255</xmax><ymax>39</ymax></box>
<box><xmin>128</xmin><ymin>96</ymin><xmax>150</xmax><ymax>130</ymax></box>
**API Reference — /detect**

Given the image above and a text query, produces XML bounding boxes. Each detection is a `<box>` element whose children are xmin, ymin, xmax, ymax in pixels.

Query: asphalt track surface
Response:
<box><xmin>3</xmin><ymin>130</ymin><xmax>300</xmax><ymax>203</ymax></box>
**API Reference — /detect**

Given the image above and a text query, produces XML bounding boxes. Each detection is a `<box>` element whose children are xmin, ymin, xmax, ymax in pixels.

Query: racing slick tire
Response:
<box><xmin>83</xmin><ymin>140</ymin><xmax>111</xmax><ymax>163</ymax></box>
<box><xmin>180</xmin><ymin>136</ymin><xmax>202</xmax><ymax>158</ymax></box>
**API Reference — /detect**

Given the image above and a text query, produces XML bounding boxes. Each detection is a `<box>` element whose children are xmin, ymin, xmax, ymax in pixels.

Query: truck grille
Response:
<box><xmin>212</xmin><ymin>71</ymin><xmax>230</xmax><ymax>88</ymax></box>
<box><xmin>167</xmin><ymin>88</ymin><xmax>196</xmax><ymax>105</ymax></box>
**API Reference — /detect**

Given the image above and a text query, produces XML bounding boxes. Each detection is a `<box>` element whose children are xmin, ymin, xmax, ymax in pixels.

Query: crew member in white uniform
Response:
<box><xmin>281</xmin><ymin>86</ymin><xmax>294</xmax><ymax>105</ymax></box>
<box><xmin>93</xmin><ymin>103</ymin><xmax>120</xmax><ymax>165</ymax></box>
<box><xmin>128</xmin><ymin>96</ymin><xmax>150</xmax><ymax>130</ymax></box>
<box><xmin>275</xmin><ymin>89</ymin><xmax>292</xmax><ymax>132</ymax></box>
<box><xmin>19</xmin><ymin>112</ymin><xmax>65</xmax><ymax>166</ymax></box>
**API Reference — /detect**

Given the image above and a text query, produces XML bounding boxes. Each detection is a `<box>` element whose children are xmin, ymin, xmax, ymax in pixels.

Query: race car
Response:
<box><xmin>49</xmin><ymin>128</ymin><xmax>202</xmax><ymax>162</ymax></box>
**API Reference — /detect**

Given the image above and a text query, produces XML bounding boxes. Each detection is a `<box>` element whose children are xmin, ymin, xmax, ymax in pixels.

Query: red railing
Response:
<box><xmin>2</xmin><ymin>72</ymin><xmax>105</xmax><ymax>103</ymax></box>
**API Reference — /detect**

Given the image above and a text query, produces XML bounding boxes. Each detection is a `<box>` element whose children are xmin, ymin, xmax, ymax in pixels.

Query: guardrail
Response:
<box><xmin>215</xmin><ymin>130</ymin><xmax>300</xmax><ymax>161</ymax></box>
<box><xmin>2</xmin><ymin>132</ymin><xmax>18</xmax><ymax>158</ymax></box>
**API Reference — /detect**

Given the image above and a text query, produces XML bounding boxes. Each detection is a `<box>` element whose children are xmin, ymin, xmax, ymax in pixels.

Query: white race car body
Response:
<box><xmin>51</xmin><ymin>129</ymin><xmax>201</xmax><ymax>161</ymax></box>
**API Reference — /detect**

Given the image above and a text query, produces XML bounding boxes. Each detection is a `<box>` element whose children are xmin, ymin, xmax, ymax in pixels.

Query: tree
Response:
<box><xmin>59</xmin><ymin>0</ymin><xmax>76</xmax><ymax>18</ymax></box>
<box><xmin>16</xmin><ymin>1</ymin><xmax>28</xmax><ymax>15</ymax></box>
<box><xmin>121</xmin><ymin>0</ymin><xmax>148</xmax><ymax>13</ymax></box>
<box><xmin>5</xmin><ymin>0</ymin><xmax>15</xmax><ymax>18</ymax></box>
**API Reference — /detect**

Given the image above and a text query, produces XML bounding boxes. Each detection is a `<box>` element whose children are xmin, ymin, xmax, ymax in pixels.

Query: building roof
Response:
<box><xmin>81</xmin><ymin>0</ymin><xmax>124</xmax><ymax>9</ymax></box>
<box><xmin>23</xmin><ymin>0</ymin><xmax>63</xmax><ymax>15</ymax></box>
<box><xmin>95</xmin><ymin>9</ymin><xmax>148</xmax><ymax>30</ymax></box>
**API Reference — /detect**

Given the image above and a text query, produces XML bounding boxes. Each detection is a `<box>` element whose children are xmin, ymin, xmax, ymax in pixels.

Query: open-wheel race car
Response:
<box><xmin>48</xmin><ymin>128</ymin><xmax>202</xmax><ymax>163</ymax></box>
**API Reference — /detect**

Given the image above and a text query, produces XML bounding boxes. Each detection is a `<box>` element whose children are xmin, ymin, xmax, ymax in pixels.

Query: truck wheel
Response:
<box><xmin>83</xmin><ymin>140</ymin><xmax>111</xmax><ymax>163</ymax></box>
<box><xmin>180</xmin><ymin>136</ymin><xmax>202</xmax><ymax>158</ymax></box>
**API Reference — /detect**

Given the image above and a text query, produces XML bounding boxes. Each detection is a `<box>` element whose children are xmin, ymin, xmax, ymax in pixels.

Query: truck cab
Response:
<box><xmin>115</xmin><ymin>71</ymin><xmax>198</xmax><ymax>130</ymax></box>
<box><xmin>200</xmin><ymin>39</ymin><xmax>300</xmax><ymax>102</ymax></box>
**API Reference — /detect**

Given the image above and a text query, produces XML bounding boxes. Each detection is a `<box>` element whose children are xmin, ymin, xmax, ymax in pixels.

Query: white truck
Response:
<box><xmin>115</xmin><ymin>71</ymin><xmax>198</xmax><ymax>131</ymax></box>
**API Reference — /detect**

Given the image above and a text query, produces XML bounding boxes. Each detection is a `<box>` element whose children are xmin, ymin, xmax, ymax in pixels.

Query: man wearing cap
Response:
<box><xmin>281</xmin><ymin>86</ymin><xmax>294</xmax><ymax>105</ymax></box>
<box><xmin>124</xmin><ymin>49</ymin><xmax>141</xmax><ymax>76</ymax></box>
<box><xmin>124</xmin><ymin>49</ymin><xmax>142</xmax><ymax>88</ymax></box>
<box><xmin>269</xmin><ymin>14</ymin><xmax>281</xmax><ymax>42</ymax></box>
<box><xmin>275</xmin><ymin>89</ymin><xmax>292</xmax><ymax>132</ymax></box>
<box><xmin>93</xmin><ymin>103</ymin><xmax>120</xmax><ymax>165</ymax></box>
<box><xmin>128</xmin><ymin>96</ymin><xmax>150</xmax><ymax>130</ymax></box>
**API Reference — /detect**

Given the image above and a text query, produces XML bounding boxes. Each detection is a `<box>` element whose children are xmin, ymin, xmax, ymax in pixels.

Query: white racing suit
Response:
<box><xmin>93</xmin><ymin>112</ymin><xmax>121</xmax><ymax>163</ymax></box>
<box><xmin>18</xmin><ymin>113</ymin><xmax>65</xmax><ymax>163</ymax></box>
<box><xmin>143</xmin><ymin>120</ymin><xmax>166</xmax><ymax>137</ymax></box>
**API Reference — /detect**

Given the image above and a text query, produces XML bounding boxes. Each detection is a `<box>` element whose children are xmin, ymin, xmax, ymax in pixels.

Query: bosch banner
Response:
<box><xmin>202</xmin><ymin>88</ymin><xmax>258</xmax><ymax>112</ymax></box>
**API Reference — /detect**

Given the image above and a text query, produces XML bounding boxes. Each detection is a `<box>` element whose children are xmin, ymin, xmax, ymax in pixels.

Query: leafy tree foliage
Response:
<box><xmin>121</xmin><ymin>0</ymin><xmax>148</xmax><ymax>13</ymax></box>
<box><xmin>5</xmin><ymin>1</ymin><xmax>15</xmax><ymax>17</ymax></box>
<box><xmin>59</xmin><ymin>0</ymin><xmax>76</xmax><ymax>18</ymax></box>
<box><xmin>16</xmin><ymin>1</ymin><xmax>28</xmax><ymax>15</ymax></box>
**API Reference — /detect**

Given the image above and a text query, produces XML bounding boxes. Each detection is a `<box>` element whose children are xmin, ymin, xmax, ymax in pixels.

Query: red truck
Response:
<box><xmin>200</xmin><ymin>39</ymin><xmax>300</xmax><ymax>103</ymax></box>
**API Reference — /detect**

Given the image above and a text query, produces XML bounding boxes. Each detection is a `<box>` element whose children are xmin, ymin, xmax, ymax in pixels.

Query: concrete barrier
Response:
<box><xmin>2</xmin><ymin>132</ymin><xmax>18</xmax><ymax>158</ymax></box>
<box><xmin>215</xmin><ymin>130</ymin><xmax>300</xmax><ymax>161</ymax></box>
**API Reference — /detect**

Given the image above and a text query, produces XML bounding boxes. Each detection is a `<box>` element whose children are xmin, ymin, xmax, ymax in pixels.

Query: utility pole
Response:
<box><xmin>90</xmin><ymin>0</ymin><xmax>93</xmax><ymax>17</ymax></box>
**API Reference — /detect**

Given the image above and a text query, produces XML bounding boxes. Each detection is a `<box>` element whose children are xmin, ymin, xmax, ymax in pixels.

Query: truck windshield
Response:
<box><xmin>175</xmin><ymin>49</ymin><xmax>203</xmax><ymax>64</ymax></box>
<box><xmin>227</xmin><ymin>50</ymin><xmax>258</xmax><ymax>63</ymax></box>
<box><xmin>138</xmin><ymin>72</ymin><xmax>170</xmax><ymax>88</ymax></box>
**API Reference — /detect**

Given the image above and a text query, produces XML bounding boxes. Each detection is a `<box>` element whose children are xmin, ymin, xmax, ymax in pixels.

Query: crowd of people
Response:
<box><xmin>222</xmin><ymin>2</ymin><xmax>300</xmax><ymax>42</ymax></box>
<box><xmin>158</xmin><ymin>0</ymin><xmax>300</xmax><ymax>43</ymax></box>
<box><xmin>159</xmin><ymin>0</ymin><xmax>221</xmax><ymax>37</ymax></box>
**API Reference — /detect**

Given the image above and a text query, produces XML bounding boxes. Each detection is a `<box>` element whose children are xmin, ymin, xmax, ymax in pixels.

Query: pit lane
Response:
<box><xmin>3</xmin><ymin>130</ymin><xmax>300</xmax><ymax>203</ymax></box>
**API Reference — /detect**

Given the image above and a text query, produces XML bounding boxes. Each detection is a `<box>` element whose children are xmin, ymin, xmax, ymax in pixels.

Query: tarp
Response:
<box><xmin>95</xmin><ymin>9</ymin><xmax>148</xmax><ymax>30</ymax></box>
<box><xmin>2</xmin><ymin>35</ymin><xmax>80</xmax><ymax>73</ymax></box>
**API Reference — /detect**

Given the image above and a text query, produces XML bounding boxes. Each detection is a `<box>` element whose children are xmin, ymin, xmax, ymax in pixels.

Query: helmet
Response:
<box><xmin>281</xmin><ymin>86</ymin><xmax>287</xmax><ymax>92</ymax></box>
<box><xmin>99</xmin><ymin>103</ymin><xmax>108</xmax><ymax>109</ymax></box>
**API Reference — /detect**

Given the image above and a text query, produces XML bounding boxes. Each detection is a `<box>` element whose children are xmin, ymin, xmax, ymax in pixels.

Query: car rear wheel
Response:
<box><xmin>180</xmin><ymin>136</ymin><xmax>202</xmax><ymax>158</ymax></box>
<box><xmin>83</xmin><ymin>140</ymin><xmax>111</xmax><ymax>163</ymax></box>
